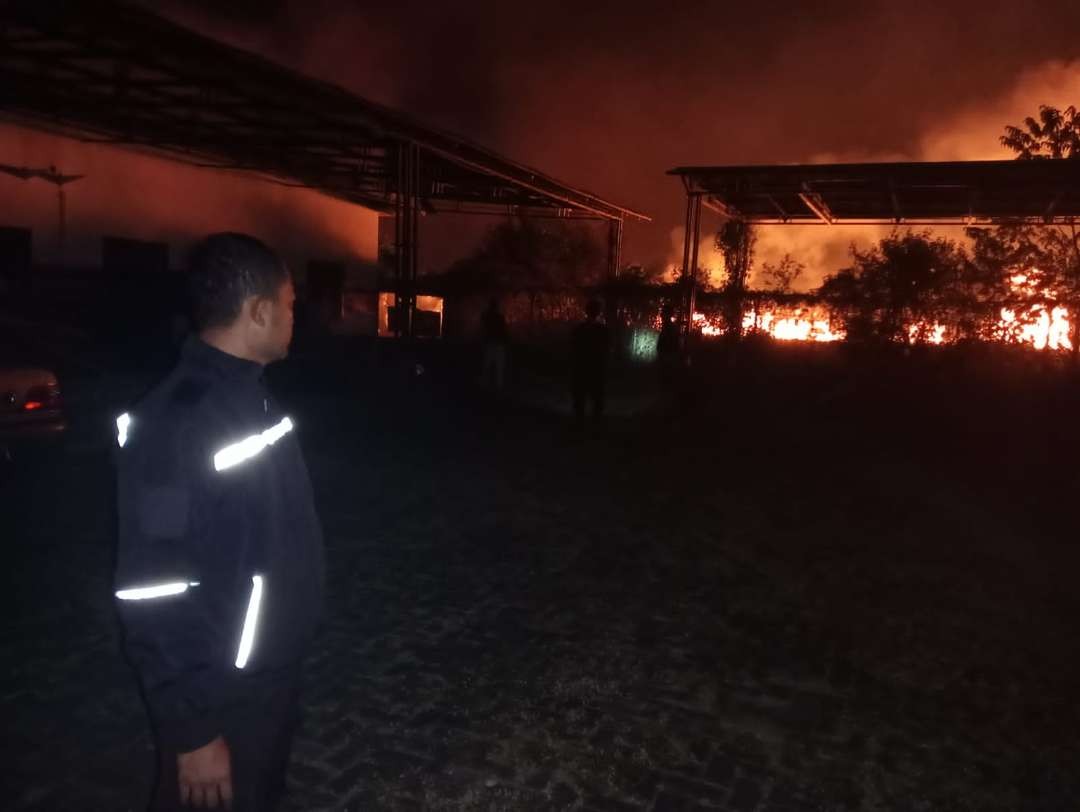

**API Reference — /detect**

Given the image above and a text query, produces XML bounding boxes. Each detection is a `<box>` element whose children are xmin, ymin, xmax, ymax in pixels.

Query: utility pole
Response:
<box><xmin>0</xmin><ymin>163</ymin><xmax>86</xmax><ymax>265</ymax></box>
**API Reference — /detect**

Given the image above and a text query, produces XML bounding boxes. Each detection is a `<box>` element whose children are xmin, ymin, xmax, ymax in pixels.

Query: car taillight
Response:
<box><xmin>24</xmin><ymin>384</ymin><xmax>62</xmax><ymax>411</ymax></box>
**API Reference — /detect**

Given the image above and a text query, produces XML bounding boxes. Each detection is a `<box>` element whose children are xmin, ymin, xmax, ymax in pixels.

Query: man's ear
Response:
<box><xmin>247</xmin><ymin>294</ymin><xmax>270</xmax><ymax>328</ymax></box>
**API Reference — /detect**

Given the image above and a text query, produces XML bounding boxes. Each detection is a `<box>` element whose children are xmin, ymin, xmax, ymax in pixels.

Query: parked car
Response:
<box><xmin>0</xmin><ymin>367</ymin><xmax>66</xmax><ymax>457</ymax></box>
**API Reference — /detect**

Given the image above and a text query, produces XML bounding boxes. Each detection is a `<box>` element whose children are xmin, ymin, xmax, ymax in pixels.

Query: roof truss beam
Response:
<box><xmin>669</xmin><ymin>160</ymin><xmax>1080</xmax><ymax>225</ymax></box>
<box><xmin>0</xmin><ymin>2</ymin><xmax>647</xmax><ymax>223</ymax></box>
<box><xmin>797</xmin><ymin>187</ymin><xmax>835</xmax><ymax>225</ymax></box>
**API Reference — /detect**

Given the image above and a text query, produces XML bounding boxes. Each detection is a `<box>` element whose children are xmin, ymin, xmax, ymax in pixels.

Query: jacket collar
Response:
<box><xmin>181</xmin><ymin>336</ymin><xmax>264</xmax><ymax>382</ymax></box>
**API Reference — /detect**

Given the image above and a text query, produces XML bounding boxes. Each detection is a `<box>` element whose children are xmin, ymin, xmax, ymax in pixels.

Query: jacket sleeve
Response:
<box><xmin>114</xmin><ymin>411</ymin><xmax>230</xmax><ymax>753</ymax></box>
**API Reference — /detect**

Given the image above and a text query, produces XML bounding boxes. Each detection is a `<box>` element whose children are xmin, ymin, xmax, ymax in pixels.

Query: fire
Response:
<box><xmin>690</xmin><ymin>306</ymin><xmax>845</xmax><ymax>342</ymax></box>
<box><xmin>691</xmin><ymin>312</ymin><xmax>724</xmax><ymax>336</ymax></box>
<box><xmin>997</xmin><ymin>273</ymin><xmax>1072</xmax><ymax>351</ymax></box>
<box><xmin>999</xmin><ymin>306</ymin><xmax>1071</xmax><ymax>350</ymax></box>
<box><xmin>688</xmin><ymin>271</ymin><xmax>1072</xmax><ymax>350</ymax></box>
<box><xmin>901</xmin><ymin>273</ymin><xmax>1074</xmax><ymax>350</ymax></box>
<box><xmin>907</xmin><ymin>323</ymin><xmax>947</xmax><ymax>345</ymax></box>
<box><xmin>742</xmin><ymin>308</ymin><xmax>843</xmax><ymax>343</ymax></box>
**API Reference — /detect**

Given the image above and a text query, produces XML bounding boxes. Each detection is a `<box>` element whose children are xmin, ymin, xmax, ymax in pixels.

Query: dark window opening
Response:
<box><xmin>0</xmin><ymin>226</ymin><xmax>32</xmax><ymax>283</ymax></box>
<box><xmin>102</xmin><ymin>236</ymin><xmax>169</xmax><ymax>274</ymax></box>
<box><xmin>307</xmin><ymin>261</ymin><xmax>345</xmax><ymax>324</ymax></box>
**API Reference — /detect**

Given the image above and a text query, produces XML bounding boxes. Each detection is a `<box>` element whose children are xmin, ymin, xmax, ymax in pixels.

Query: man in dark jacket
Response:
<box><xmin>114</xmin><ymin>233</ymin><xmax>325</xmax><ymax>810</ymax></box>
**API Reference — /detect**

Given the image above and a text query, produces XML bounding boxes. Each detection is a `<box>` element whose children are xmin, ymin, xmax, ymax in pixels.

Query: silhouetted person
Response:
<box><xmin>656</xmin><ymin>304</ymin><xmax>680</xmax><ymax>355</ymax></box>
<box><xmin>656</xmin><ymin>303</ymin><xmax>682</xmax><ymax>386</ymax></box>
<box><xmin>572</xmin><ymin>299</ymin><xmax>609</xmax><ymax>424</ymax></box>
<box><xmin>481</xmin><ymin>297</ymin><xmax>509</xmax><ymax>393</ymax></box>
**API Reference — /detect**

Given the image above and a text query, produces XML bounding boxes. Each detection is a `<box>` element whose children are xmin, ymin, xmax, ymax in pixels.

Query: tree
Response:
<box><xmin>714</xmin><ymin>220</ymin><xmax>756</xmax><ymax>335</ymax></box>
<box><xmin>971</xmin><ymin>105</ymin><xmax>1080</xmax><ymax>353</ymax></box>
<box><xmin>436</xmin><ymin>216</ymin><xmax>605</xmax><ymax>326</ymax></box>
<box><xmin>757</xmin><ymin>254</ymin><xmax>805</xmax><ymax>293</ymax></box>
<box><xmin>715</xmin><ymin>220</ymin><xmax>756</xmax><ymax>292</ymax></box>
<box><xmin>819</xmin><ymin>230</ymin><xmax>973</xmax><ymax>344</ymax></box>
<box><xmin>1001</xmin><ymin>105</ymin><xmax>1080</xmax><ymax>160</ymax></box>
<box><xmin>966</xmin><ymin>225</ymin><xmax>1071</xmax><ymax>344</ymax></box>
<box><xmin>439</xmin><ymin>216</ymin><xmax>604</xmax><ymax>293</ymax></box>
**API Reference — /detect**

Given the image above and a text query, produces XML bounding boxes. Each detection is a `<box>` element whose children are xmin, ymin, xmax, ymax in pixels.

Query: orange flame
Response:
<box><xmin>998</xmin><ymin>306</ymin><xmax>1072</xmax><ymax>350</ymax></box>
<box><xmin>997</xmin><ymin>273</ymin><xmax>1072</xmax><ymax>351</ymax></box>
<box><xmin>742</xmin><ymin>308</ymin><xmax>844</xmax><ymax>343</ymax></box>
<box><xmin>689</xmin><ymin>272</ymin><xmax>1072</xmax><ymax>350</ymax></box>
<box><xmin>691</xmin><ymin>312</ymin><xmax>724</xmax><ymax>336</ymax></box>
<box><xmin>688</xmin><ymin>306</ymin><xmax>845</xmax><ymax>342</ymax></box>
<box><xmin>907</xmin><ymin>323</ymin><xmax>948</xmax><ymax>345</ymax></box>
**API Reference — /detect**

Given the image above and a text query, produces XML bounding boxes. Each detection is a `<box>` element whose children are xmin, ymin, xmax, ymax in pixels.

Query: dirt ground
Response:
<box><xmin>3</xmin><ymin>338</ymin><xmax>1078</xmax><ymax>811</ymax></box>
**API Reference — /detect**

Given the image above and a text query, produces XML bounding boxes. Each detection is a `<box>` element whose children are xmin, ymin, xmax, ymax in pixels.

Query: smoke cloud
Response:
<box><xmin>22</xmin><ymin>2</ymin><xmax>1080</xmax><ymax>283</ymax></box>
<box><xmin>746</xmin><ymin>59</ymin><xmax>1080</xmax><ymax>290</ymax></box>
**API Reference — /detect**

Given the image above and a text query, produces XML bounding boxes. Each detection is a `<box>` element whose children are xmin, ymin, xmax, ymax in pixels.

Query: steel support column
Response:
<box><xmin>394</xmin><ymin>142</ymin><xmax>422</xmax><ymax>337</ymax></box>
<box><xmin>603</xmin><ymin>216</ymin><xmax>626</xmax><ymax>358</ymax></box>
<box><xmin>680</xmin><ymin>193</ymin><xmax>702</xmax><ymax>340</ymax></box>
<box><xmin>607</xmin><ymin>216</ymin><xmax>624</xmax><ymax>278</ymax></box>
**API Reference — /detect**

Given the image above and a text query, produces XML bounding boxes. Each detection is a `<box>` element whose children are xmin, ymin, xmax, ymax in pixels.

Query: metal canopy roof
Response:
<box><xmin>0</xmin><ymin>1</ymin><xmax>648</xmax><ymax>223</ymax></box>
<box><xmin>669</xmin><ymin>160</ymin><xmax>1080</xmax><ymax>225</ymax></box>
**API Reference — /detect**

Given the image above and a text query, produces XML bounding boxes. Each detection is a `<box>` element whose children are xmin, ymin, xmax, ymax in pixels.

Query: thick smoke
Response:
<box><xmin>745</xmin><ymin>59</ymin><xmax>1080</xmax><ymax>290</ymax></box>
<box><xmin>28</xmin><ymin>2</ymin><xmax>1080</xmax><ymax>280</ymax></box>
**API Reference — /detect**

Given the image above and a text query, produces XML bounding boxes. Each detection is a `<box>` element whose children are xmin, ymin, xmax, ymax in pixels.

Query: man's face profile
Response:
<box><xmin>246</xmin><ymin>277</ymin><xmax>295</xmax><ymax>364</ymax></box>
<box><xmin>264</xmin><ymin>278</ymin><xmax>295</xmax><ymax>362</ymax></box>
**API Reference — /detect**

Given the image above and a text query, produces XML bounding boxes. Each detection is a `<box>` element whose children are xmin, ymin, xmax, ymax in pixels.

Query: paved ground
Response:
<box><xmin>4</xmin><ymin>345</ymin><xmax>1079</xmax><ymax>811</ymax></box>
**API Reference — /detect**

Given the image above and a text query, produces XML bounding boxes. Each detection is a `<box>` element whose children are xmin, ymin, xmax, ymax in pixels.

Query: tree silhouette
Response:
<box><xmin>714</xmin><ymin>220</ymin><xmax>756</xmax><ymax>336</ymax></box>
<box><xmin>819</xmin><ymin>230</ymin><xmax>973</xmax><ymax>344</ymax></box>
<box><xmin>971</xmin><ymin>105</ymin><xmax>1080</xmax><ymax>353</ymax></box>
<box><xmin>757</xmin><ymin>254</ymin><xmax>805</xmax><ymax>293</ymax></box>
<box><xmin>434</xmin><ymin>217</ymin><xmax>605</xmax><ymax>328</ymax></box>
<box><xmin>440</xmin><ymin>216</ymin><xmax>604</xmax><ymax>293</ymax></box>
<box><xmin>1001</xmin><ymin>105</ymin><xmax>1080</xmax><ymax>160</ymax></box>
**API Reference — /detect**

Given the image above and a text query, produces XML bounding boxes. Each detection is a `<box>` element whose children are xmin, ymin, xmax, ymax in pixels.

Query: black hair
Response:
<box><xmin>186</xmin><ymin>233</ymin><xmax>289</xmax><ymax>331</ymax></box>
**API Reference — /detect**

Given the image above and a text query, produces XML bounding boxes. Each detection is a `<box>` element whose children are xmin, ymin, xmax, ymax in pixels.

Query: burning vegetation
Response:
<box><xmin>692</xmin><ymin>268</ymin><xmax>1073</xmax><ymax>351</ymax></box>
<box><xmin>680</xmin><ymin>105</ymin><xmax>1079</xmax><ymax>352</ymax></box>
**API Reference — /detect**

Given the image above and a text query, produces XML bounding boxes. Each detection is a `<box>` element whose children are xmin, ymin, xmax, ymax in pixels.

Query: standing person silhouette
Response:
<box><xmin>481</xmin><ymin>297</ymin><xmax>509</xmax><ymax>394</ymax></box>
<box><xmin>571</xmin><ymin>299</ymin><xmax>609</xmax><ymax>426</ymax></box>
<box><xmin>656</xmin><ymin>303</ymin><xmax>682</xmax><ymax>387</ymax></box>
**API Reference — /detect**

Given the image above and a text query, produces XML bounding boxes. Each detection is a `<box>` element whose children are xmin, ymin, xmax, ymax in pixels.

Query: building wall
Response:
<box><xmin>0</xmin><ymin>122</ymin><xmax>380</xmax><ymax>281</ymax></box>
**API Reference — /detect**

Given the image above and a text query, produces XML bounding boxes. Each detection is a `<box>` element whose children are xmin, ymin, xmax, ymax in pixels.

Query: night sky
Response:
<box><xmin>149</xmin><ymin>0</ymin><xmax>1080</xmax><ymax>285</ymax></box>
